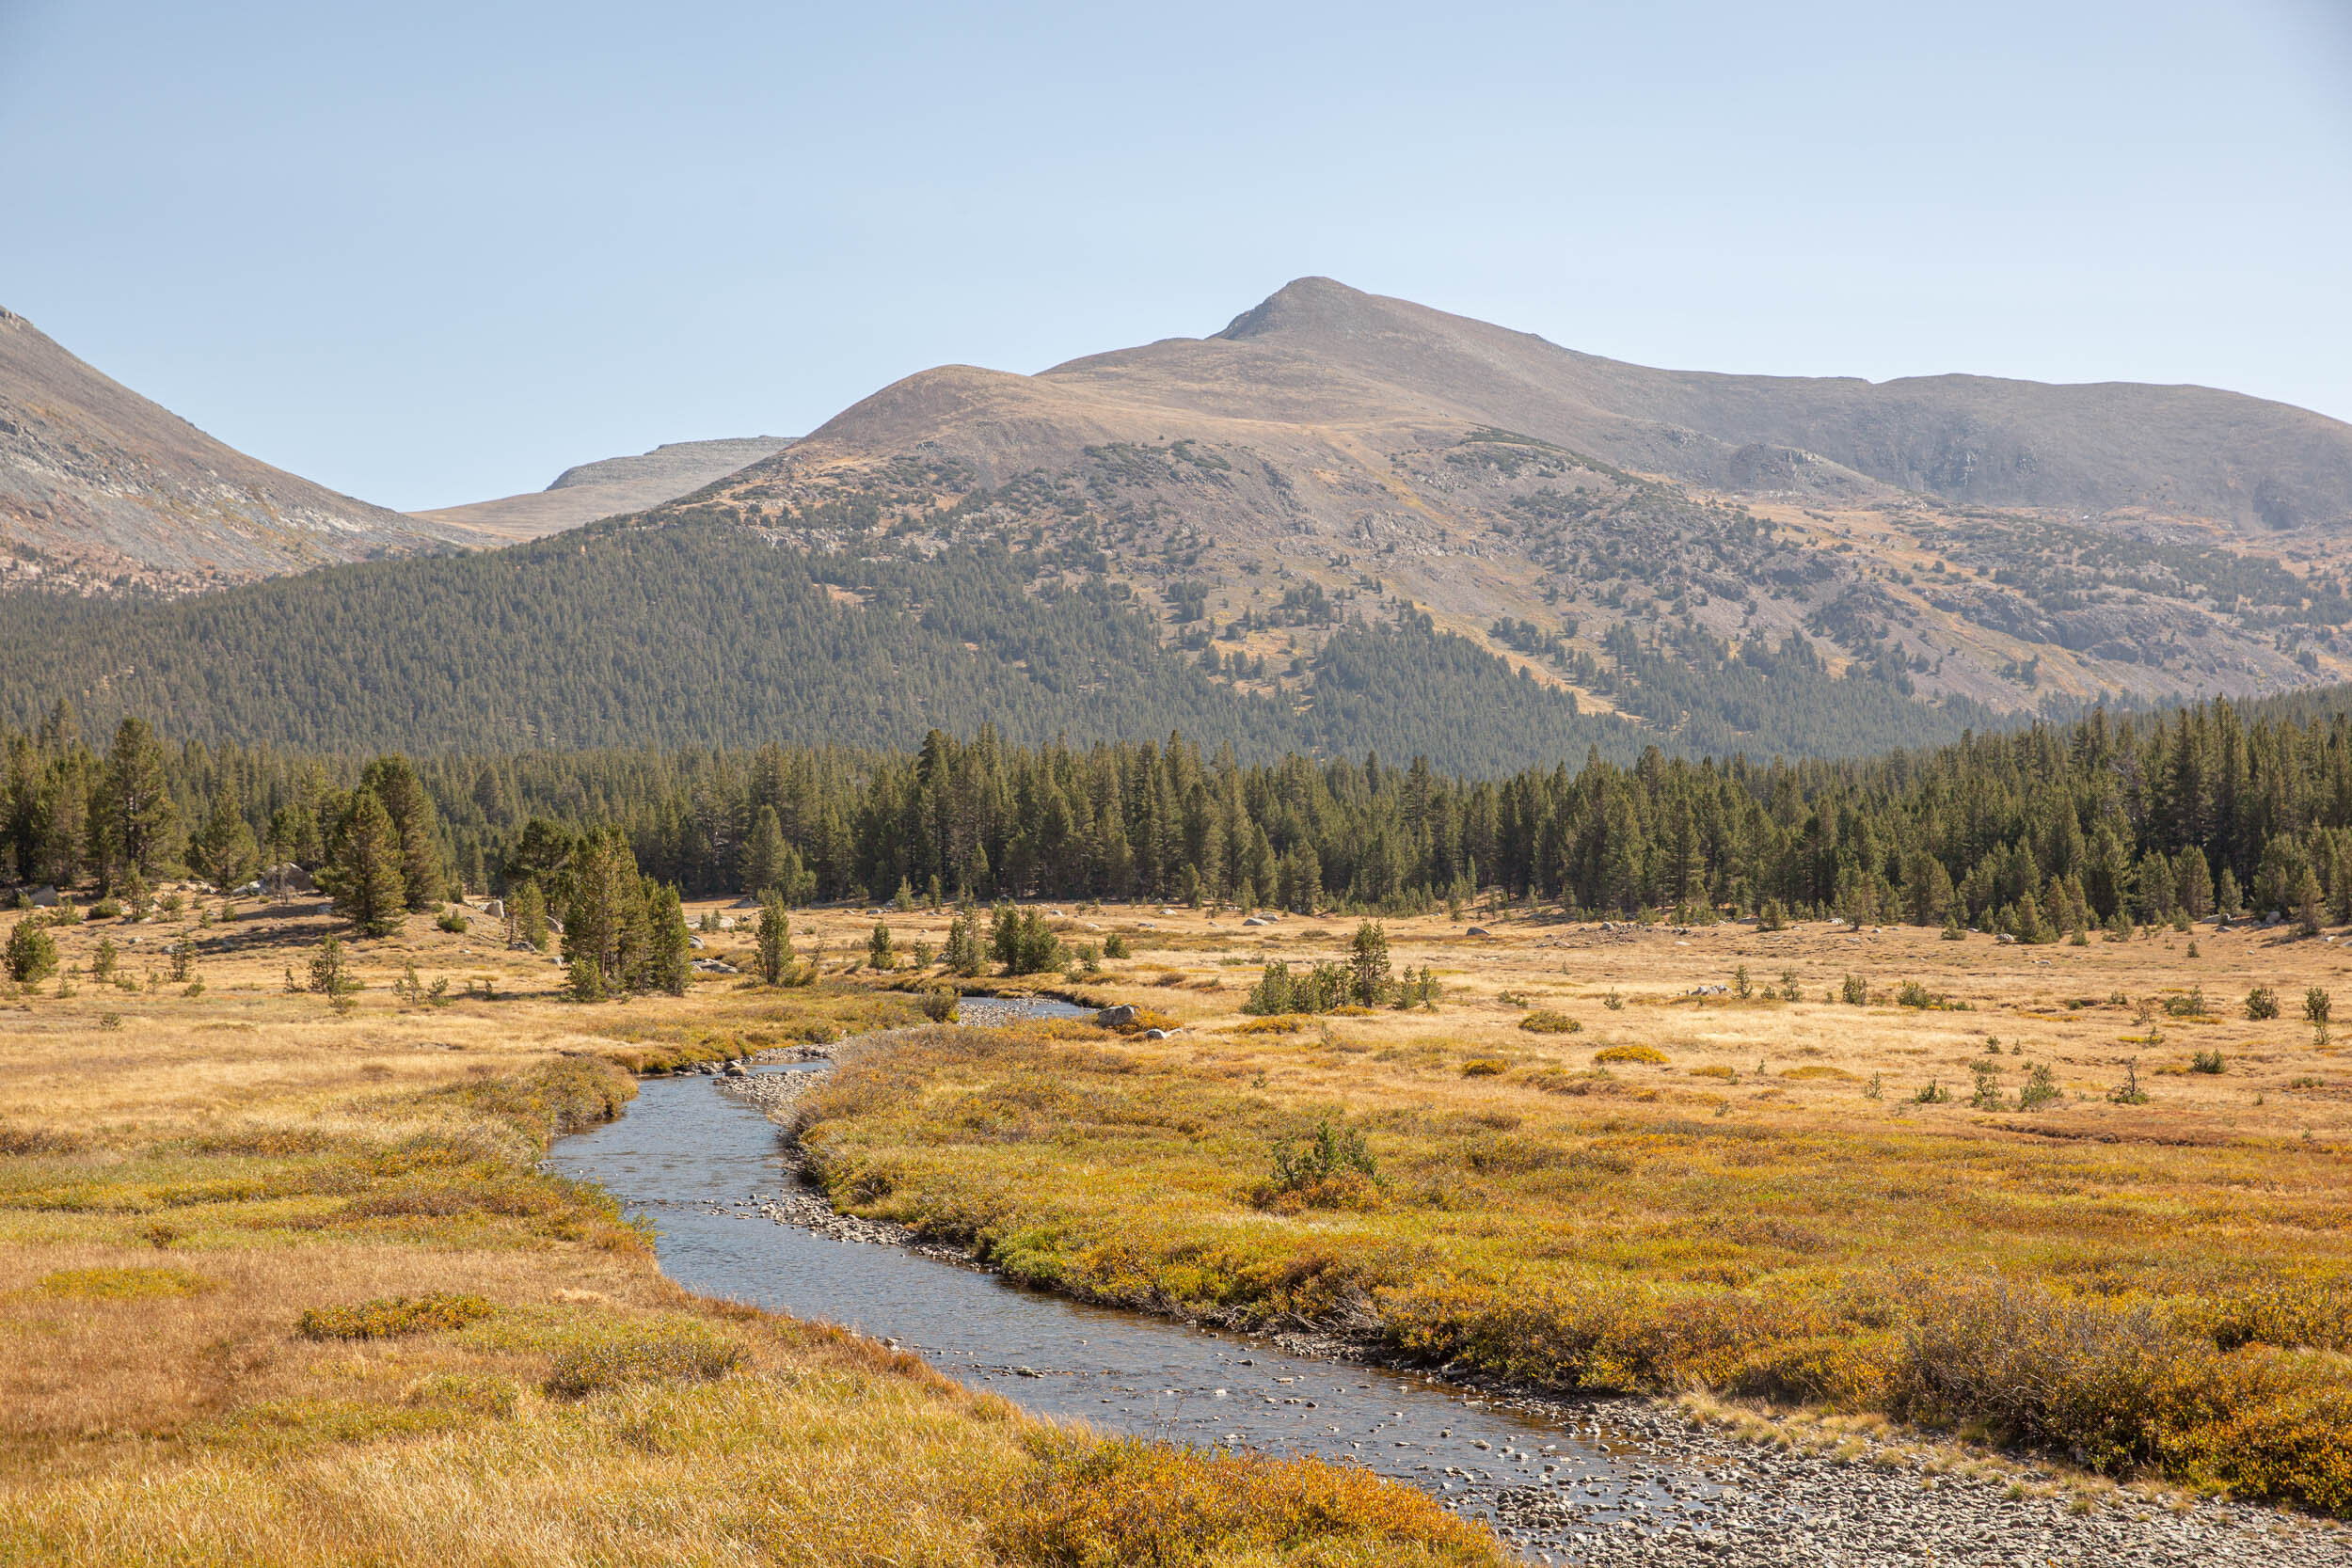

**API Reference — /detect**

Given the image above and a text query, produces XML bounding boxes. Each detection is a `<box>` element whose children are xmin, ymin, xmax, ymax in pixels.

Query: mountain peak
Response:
<box><xmin>1216</xmin><ymin>277</ymin><xmax>1377</xmax><ymax>341</ymax></box>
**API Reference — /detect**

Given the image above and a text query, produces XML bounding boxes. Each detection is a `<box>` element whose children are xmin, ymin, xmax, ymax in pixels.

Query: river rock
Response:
<box><xmin>1097</xmin><ymin>1004</ymin><xmax>1140</xmax><ymax>1027</ymax></box>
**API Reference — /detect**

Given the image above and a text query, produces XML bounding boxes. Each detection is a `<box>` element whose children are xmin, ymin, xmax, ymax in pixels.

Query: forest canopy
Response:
<box><xmin>10</xmin><ymin>689</ymin><xmax>2352</xmax><ymax>942</ymax></box>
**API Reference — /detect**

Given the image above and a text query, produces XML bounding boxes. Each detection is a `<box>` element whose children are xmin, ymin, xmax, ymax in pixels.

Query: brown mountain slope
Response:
<box><xmin>773</xmin><ymin>277</ymin><xmax>2352</xmax><ymax>533</ymax></box>
<box><xmin>673</xmin><ymin>278</ymin><xmax>2352</xmax><ymax>721</ymax></box>
<box><xmin>411</xmin><ymin>436</ymin><xmax>790</xmax><ymax>543</ymax></box>
<box><xmin>0</xmin><ymin>307</ymin><xmax>481</xmax><ymax>595</ymax></box>
<box><xmin>1098</xmin><ymin>277</ymin><xmax>2352</xmax><ymax>531</ymax></box>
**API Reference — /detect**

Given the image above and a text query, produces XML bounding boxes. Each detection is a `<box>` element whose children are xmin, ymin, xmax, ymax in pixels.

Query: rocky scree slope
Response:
<box><xmin>0</xmin><ymin>306</ymin><xmax>477</xmax><ymax>595</ymax></box>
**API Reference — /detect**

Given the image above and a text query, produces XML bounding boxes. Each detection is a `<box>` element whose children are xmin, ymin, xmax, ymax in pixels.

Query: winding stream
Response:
<box><xmin>545</xmin><ymin>1006</ymin><xmax>1700</xmax><ymax>1560</ymax></box>
<box><xmin>543</xmin><ymin>1010</ymin><xmax>2352</xmax><ymax>1567</ymax></box>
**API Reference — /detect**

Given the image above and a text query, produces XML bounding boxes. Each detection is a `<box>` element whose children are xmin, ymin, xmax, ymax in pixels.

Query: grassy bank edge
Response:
<box><xmin>792</xmin><ymin>1020</ymin><xmax>2352</xmax><ymax>1521</ymax></box>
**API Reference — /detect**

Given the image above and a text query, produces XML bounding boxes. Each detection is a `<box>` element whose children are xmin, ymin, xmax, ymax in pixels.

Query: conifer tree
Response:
<box><xmin>32</xmin><ymin>753</ymin><xmax>90</xmax><ymax>887</ymax></box>
<box><xmin>742</xmin><ymin>805</ymin><xmax>787</xmax><ymax>896</ymax></box>
<box><xmin>324</xmin><ymin>788</ymin><xmax>408</xmax><ymax>937</ymax></box>
<box><xmin>265</xmin><ymin>800</ymin><xmax>321</xmax><ymax>868</ymax></box>
<box><xmin>192</xmin><ymin>783</ymin><xmax>261</xmax><ymax>890</ymax></box>
<box><xmin>2174</xmin><ymin>846</ymin><xmax>2214</xmax><ymax>920</ymax></box>
<box><xmin>2013</xmin><ymin>889</ymin><xmax>2053</xmax><ymax>944</ymax></box>
<box><xmin>755</xmin><ymin>893</ymin><xmax>792</xmax><ymax>986</ymax></box>
<box><xmin>1350</xmin><ymin>920</ymin><xmax>1392</xmax><ymax>1005</ymax></box>
<box><xmin>6</xmin><ymin>919</ymin><xmax>57</xmax><ymax>985</ymax></box>
<box><xmin>564</xmin><ymin>827</ymin><xmax>650</xmax><ymax>992</ymax></box>
<box><xmin>566</xmin><ymin>955</ymin><xmax>606</xmax><ymax>1003</ymax></box>
<box><xmin>508</xmin><ymin>879</ymin><xmax>550</xmax><ymax>951</ymax></box>
<box><xmin>2296</xmin><ymin>866</ymin><xmax>2326</xmax><ymax>938</ymax></box>
<box><xmin>307</xmin><ymin>933</ymin><xmax>358</xmax><ymax>1011</ymax></box>
<box><xmin>943</xmin><ymin>906</ymin><xmax>984</xmax><ymax>976</ymax></box>
<box><xmin>643</xmin><ymin>881</ymin><xmax>691</xmax><ymax>995</ymax></box>
<box><xmin>359</xmin><ymin>754</ymin><xmax>445</xmax><ymax>911</ymax></box>
<box><xmin>96</xmin><ymin>717</ymin><xmax>176</xmax><ymax>890</ymax></box>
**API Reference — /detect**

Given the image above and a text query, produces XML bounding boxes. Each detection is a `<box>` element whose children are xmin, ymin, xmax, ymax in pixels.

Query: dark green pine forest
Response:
<box><xmin>12</xmin><ymin>689</ymin><xmax>2352</xmax><ymax>947</ymax></box>
<box><xmin>0</xmin><ymin>514</ymin><xmax>2005</xmax><ymax>773</ymax></box>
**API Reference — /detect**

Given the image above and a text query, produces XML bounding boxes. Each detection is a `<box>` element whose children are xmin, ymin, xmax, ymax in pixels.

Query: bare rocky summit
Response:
<box><xmin>411</xmin><ymin>436</ymin><xmax>789</xmax><ymax>542</ymax></box>
<box><xmin>0</xmin><ymin>306</ymin><xmax>477</xmax><ymax>595</ymax></box>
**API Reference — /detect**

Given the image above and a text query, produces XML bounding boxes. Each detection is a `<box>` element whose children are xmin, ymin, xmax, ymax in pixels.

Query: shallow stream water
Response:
<box><xmin>545</xmin><ymin>1004</ymin><xmax>1702</xmax><ymax>1560</ymax></box>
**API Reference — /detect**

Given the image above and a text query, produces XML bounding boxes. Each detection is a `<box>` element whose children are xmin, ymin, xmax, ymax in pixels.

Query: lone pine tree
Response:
<box><xmin>359</xmin><ymin>753</ymin><xmax>445</xmax><ymax>911</ymax></box>
<box><xmin>324</xmin><ymin>788</ymin><xmax>407</xmax><ymax>937</ymax></box>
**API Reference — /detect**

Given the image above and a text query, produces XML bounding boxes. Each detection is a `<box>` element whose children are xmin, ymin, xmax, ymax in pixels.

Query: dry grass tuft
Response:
<box><xmin>543</xmin><ymin>1320</ymin><xmax>744</xmax><ymax>1399</ymax></box>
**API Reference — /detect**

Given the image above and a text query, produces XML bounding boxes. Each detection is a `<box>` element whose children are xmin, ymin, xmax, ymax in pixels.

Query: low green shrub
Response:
<box><xmin>990</xmin><ymin>1434</ymin><xmax>1502</xmax><ymax>1566</ymax></box>
<box><xmin>1251</xmin><ymin>1119</ymin><xmax>1387</xmax><ymax>1213</ymax></box>
<box><xmin>6</xmin><ymin>920</ymin><xmax>57</xmax><ymax>985</ymax></box>
<box><xmin>2016</xmin><ymin>1063</ymin><xmax>2060</xmax><ymax>1110</ymax></box>
<box><xmin>1243</xmin><ymin>958</ymin><xmax>1350</xmax><ymax>1016</ymax></box>
<box><xmin>40</xmin><ymin>1266</ymin><xmax>215</xmax><ymax>1300</ymax></box>
<box><xmin>297</xmin><ymin>1291</ymin><xmax>497</xmax><ymax>1340</ymax></box>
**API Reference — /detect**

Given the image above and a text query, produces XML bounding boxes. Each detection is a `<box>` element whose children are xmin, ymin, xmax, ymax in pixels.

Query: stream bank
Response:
<box><xmin>553</xmin><ymin>1024</ymin><xmax>2351</xmax><ymax>1566</ymax></box>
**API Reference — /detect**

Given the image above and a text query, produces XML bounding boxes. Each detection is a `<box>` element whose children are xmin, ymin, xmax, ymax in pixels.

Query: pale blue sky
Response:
<box><xmin>4</xmin><ymin>0</ymin><xmax>2348</xmax><ymax>512</ymax></box>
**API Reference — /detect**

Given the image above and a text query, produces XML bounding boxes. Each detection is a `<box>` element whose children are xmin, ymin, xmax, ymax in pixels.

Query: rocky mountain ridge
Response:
<box><xmin>0</xmin><ymin>306</ymin><xmax>478</xmax><ymax>594</ymax></box>
<box><xmin>412</xmin><ymin>436</ymin><xmax>791</xmax><ymax>542</ymax></box>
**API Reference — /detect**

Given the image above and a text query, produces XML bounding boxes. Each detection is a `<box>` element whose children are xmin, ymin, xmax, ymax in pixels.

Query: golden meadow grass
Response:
<box><xmin>779</xmin><ymin>900</ymin><xmax>2352</xmax><ymax>1514</ymax></box>
<box><xmin>0</xmin><ymin>897</ymin><xmax>1502</xmax><ymax>1568</ymax></box>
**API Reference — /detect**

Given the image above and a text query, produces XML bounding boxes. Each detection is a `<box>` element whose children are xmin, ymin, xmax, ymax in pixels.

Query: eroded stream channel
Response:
<box><xmin>548</xmin><ymin>1006</ymin><xmax>2350</xmax><ymax>1567</ymax></box>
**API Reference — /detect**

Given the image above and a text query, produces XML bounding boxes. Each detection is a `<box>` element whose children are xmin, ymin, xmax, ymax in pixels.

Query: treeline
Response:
<box><xmin>0</xmin><ymin>512</ymin><xmax>2016</xmax><ymax>773</ymax></box>
<box><xmin>0</xmin><ymin>518</ymin><xmax>1655</xmax><ymax>774</ymax></box>
<box><xmin>11</xmin><ymin>691</ymin><xmax>2352</xmax><ymax>937</ymax></box>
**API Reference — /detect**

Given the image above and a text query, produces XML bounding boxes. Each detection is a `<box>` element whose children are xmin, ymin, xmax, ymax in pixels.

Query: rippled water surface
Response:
<box><xmin>548</xmin><ymin>1023</ymin><xmax>1703</xmax><ymax>1554</ymax></box>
